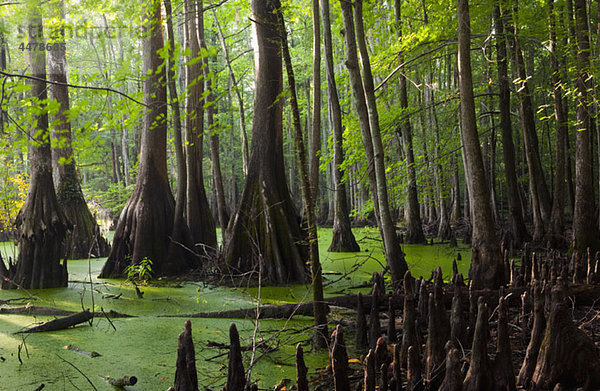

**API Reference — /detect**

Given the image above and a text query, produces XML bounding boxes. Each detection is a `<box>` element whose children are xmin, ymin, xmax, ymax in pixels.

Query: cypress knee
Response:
<box><xmin>463</xmin><ymin>297</ymin><xmax>494</xmax><ymax>391</ymax></box>
<box><xmin>226</xmin><ymin>323</ymin><xmax>246</xmax><ymax>391</ymax></box>
<box><xmin>174</xmin><ymin>320</ymin><xmax>199</xmax><ymax>391</ymax></box>
<box><xmin>531</xmin><ymin>281</ymin><xmax>600</xmax><ymax>389</ymax></box>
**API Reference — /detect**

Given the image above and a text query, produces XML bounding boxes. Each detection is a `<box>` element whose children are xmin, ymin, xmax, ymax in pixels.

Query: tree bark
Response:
<box><xmin>226</xmin><ymin>323</ymin><xmax>246</xmax><ymax>391</ymax></box>
<box><xmin>184</xmin><ymin>0</ymin><xmax>217</xmax><ymax>256</ymax></box>
<box><xmin>572</xmin><ymin>0</ymin><xmax>599</xmax><ymax>253</ymax></box>
<box><xmin>198</xmin><ymin>5</ymin><xmax>229</xmax><ymax>236</ymax></box>
<box><xmin>338</xmin><ymin>0</ymin><xmax>380</xmax><ymax>231</ymax></box>
<box><xmin>5</xmin><ymin>8</ymin><xmax>70</xmax><ymax>289</ymax></box>
<box><xmin>508</xmin><ymin>1</ymin><xmax>549</xmax><ymax>242</ymax></box>
<box><xmin>547</xmin><ymin>0</ymin><xmax>568</xmax><ymax>245</ymax></box>
<box><xmin>164</xmin><ymin>0</ymin><xmax>195</xmax><ymax>265</ymax></box>
<box><xmin>493</xmin><ymin>2</ymin><xmax>530</xmax><ymax>247</ymax></box>
<box><xmin>15</xmin><ymin>310</ymin><xmax>93</xmax><ymax>333</ymax></box>
<box><xmin>213</xmin><ymin>11</ymin><xmax>249</xmax><ymax>176</ymax></box>
<box><xmin>48</xmin><ymin>0</ymin><xmax>110</xmax><ymax>260</ymax></box>
<box><xmin>532</xmin><ymin>283</ymin><xmax>600</xmax><ymax>389</ymax></box>
<box><xmin>395</xmin><ymin>0</ymin><xmax>426</xmax><ymax>244</ymax></box>
<box><xmin>457</xmin><ymin>0</ymin><xmax>504</xmax><ymax>289</ymax></box>
<box><xmin>280</xmin><ymin>11</ymin><xmax>328</xmax><ymax>347</ymax></box>
<box><xmin>463</xmin><ymin>298</ymin><xmax>494</xmax><ymax>391</ymax></box>
<box><xmin>174</xmin><ymin>320</ymin><xmax>199</xmax><ymax>391</ymax></box>
<box><xmin>310</xmin><ymin>0</ymin><xmax>321</xmax><ymax>212</ymax></box>
<box><xmin>99</xmin><ymin>0</ymin><xmax>197</xmax><ymax>278</ymax></box>
<box><xmin>322</xmin><ymin>0</ymin><xmax>359</xmax><ymax>253</ymax></box>
<box><xmin>222</xmin><ymin>0</ymin><xmax>308</xmax><ymax>284</ymax></box>
<box><xmin>341</xmin><ymin>0</ymin><xmax>408</xmax><ymax>283</ymax></box>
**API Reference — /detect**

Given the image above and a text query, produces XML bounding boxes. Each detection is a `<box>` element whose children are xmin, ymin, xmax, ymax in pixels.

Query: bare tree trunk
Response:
<box><xmin>100</xmin><ymin>0</ymin><xmax>197</xmax><ymax>278</ymax></box>
<box><xmin>450</xmin><ymin>154</ymin><xmax>461</xmax><ymax>223</ymax></box>
<box><xmin>322</xmin><ymin>0</ymin><xmax>359</xmax><ymax>253</ymax></box>
<box><xmin>572</xmin><ymin>0</ymin><xmax>599</xmax><ymax>252</ymax></box>
<box><xmin>395</xmin><ymin>0</ymin><xmax>426</xmax><ymax>244</ymax></box>
<box><xmin>493</xmin><ymin>2</ymin><xmax>530</xmax><ymax>246</ymax></box>
<box><xmin>508</xmin><ymin>0</ymin><xmax>551</xmax><ymax>241</ymax></box>
<box><xmin>338</xmin><ymin>0</ymin><xmax>380</xmax><ymax>232</ymax></box>
<box><xmin>280</xmin><ymin>11</ymin><xmax>328</xmax><ymax>348</ymax></box>
<box><xmin>342</xmin><ymin>0</ymin><xmax>408</xmax><ymax>283</ymax></box>
<box><xmin>310</xmin><ymin>0</ymin><xmax>321</xmax><ymax>211</ymax></box>
<box><xmin>457</xmin><ymin>0</ymin><xmax>503</xmax><ymax>289</ymax></box>
<box><xmin>164</xmin><ymin>0</ymin><xmax>194</xmax><ymax>262</ymax></box>
<box><xmin>547</xmin><ymin>0</ymin><xmax>568</xmax><ymax>245</ymax></box>
<box><xmin>222</xmin><ymin>0</ymin><xmax>308</xmax><ymax>284</ymax></box>
<box><xmin>184</xmin><ymin>0</ymin><xmax>217</xmax><ymax>255</ymax></box>
<box><xmin>213</xmin><ymin>11</ymin><xmax>249</xmax><ymax>176</ymax></box>
<box><xmin>4</xmin><ymin>7</ymin><xmax>69</xmax><ymax>289</ymax></box>
<box><xmin>198</xmin><ymin>6</ymin><xmax>229</xmax><ymax>236</ymax></box>
<box><xmin>47</xmin><ymin>0</ymin><xmax>110</xmax><ymax>259</ymax></box>
<box><xmin>433</xmin><ymin>102</ymin><xmax>452</xmax><ymax>241</ymax></box>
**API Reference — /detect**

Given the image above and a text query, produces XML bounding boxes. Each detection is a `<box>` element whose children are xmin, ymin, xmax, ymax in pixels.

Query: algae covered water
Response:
<box><xmin>0</xmin><ymin>228</ymin><xmax>469</xmax><ymax>390</ymax></box>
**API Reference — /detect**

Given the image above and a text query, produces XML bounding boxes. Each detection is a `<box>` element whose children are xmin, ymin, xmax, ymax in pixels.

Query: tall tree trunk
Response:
<box><xmin>184</xmin><ymin>0</ymin><xmax>217</xmax><ymax>255</ymax></box>
<box><xmin>213</xmin><ymin>11</ymin><xmax>249</xmax><ymax>176</ymax></box>
<box><xmin>450</xmin><ymin>154</ymin><xmax>462</xmax><ymax>223</ymax></box>
<box><xmin>310</xmin><ymin>0</ymin><xmax>321</xmax><ymax>210</ymax></box>
<box><xmin>572</xmin><ymin>0</ymin><xmax>599</xmax><ymax>252</ymax></box>
<box><xmin>2</xmin><ymin>7</ymin><xmax>69</xmax><ymax>289</ymax></box>
<box><xmin>508</xmin><ymin>0</ymin><xmax>551</xmax><ymax>240</ymax></box>
<box><xmin>341</xmin><ymin>0</ymin><xmax>408</xmax><ymax>283</ymax></box>
<box><xmin>547</xmin><ymin>0</ymin><xmax>568</xmax><ymax>245</ymax></box>
<box><xmin>164</xmin><ymin>0</ymin><xmax>193</xmax><ymax>261</ymax></box>
<box><xmin>395</xmin><ymin>0</ymin><xmax>426</xmax><ymax>244</ymax></box>
<box><xmin>279</xmin><ymin>9</ymin><xmax>328</xmax><ymax>348</ymax></box>
<box><xmin>199</xmin><ymin>7</ymin><xmax>229</xmax><ymax>236</ymax></box>
<box><xmin>457</xmin><ymin>0</ymin><xmax>504</xmax><ymax>289</ymax></box>
<box><xmin>48</xmin><ymin>0</ymin><xmax>110</xmax><ymax>259</ymax></box>
<box><xmin>338</xmin><ymin>1</ymin><xmax>380</xmax><ymax>231</ymax></box>
<box><xmin>222</xmin><ymin>0</ymin><xmax>308</xmax><ymax>284</ymax></box>
<box><xmin>493</xmin><ymin>3</ymin><xmax>530</xmax><ymax>246</ymax></box>
<box><xmin>100</xmin><ymin>0</ymin><xmax>197</xmax><ymax>278</ymax></box>
<box><xmin>432</xmin><ymin>89</ymin><xmax>452</xmax><ymax>240</ymax></box>
<box><xmin>322</xmin><ymin>0</ymin><xmax>359</xmax><ymax>252</ymax></box>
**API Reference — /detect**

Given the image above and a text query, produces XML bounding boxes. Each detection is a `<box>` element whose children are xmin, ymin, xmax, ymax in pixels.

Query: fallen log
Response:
<box><xmin>1</xmin><ymin>306</ymin><xmax>134</xmax><ymax>318</ymax></box>
<box><xmin>15</xmin><ymin>310</ymin><xmax>93</xmax><ymax>334</ymax></box>
<box><xmin>157</xmin><ymin>284</ymin><xmax>600</xmax><ymax>320</ymax></box>
<box><xmin>161</xmin><ymin>302</ymin><xmax>321</xmax><ymax>319</ymax></box>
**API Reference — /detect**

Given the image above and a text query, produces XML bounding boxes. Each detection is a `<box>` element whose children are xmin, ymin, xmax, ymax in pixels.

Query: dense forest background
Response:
<box><xmin>1</xmin><ymin>0</ymin><xmax>597</xmax><ymax>263</ymax></box>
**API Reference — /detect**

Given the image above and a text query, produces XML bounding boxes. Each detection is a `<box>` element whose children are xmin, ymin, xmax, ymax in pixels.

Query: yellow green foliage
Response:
<box><xmin>0</xmin><ymin>164</ymin><xmax>28</xmax><ymax>232</ymax></box>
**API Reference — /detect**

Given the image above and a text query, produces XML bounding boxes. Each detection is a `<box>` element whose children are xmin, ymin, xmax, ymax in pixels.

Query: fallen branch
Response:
<box><xmin>161</xmin><ymin>302</ymin><xmax>323</xmax><ymax>319</ymax></box>
<box><xmin>157</xmin><ymin>284</ymin><xmax>600</xmax><ymax>320</ymax></box>
<box><xmin>15</xmin><ymin>310</ymin><xmax>93</xmax><ymax>334</ymax></box>
<box><xmin>1</xmin><ymin>306</ymin><xmax>134</xmax><ymax>318</ymax></box>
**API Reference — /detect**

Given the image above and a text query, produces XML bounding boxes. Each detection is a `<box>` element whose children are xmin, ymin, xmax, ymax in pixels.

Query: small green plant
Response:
<box><xmin>125</xmin><ymin>257</ymin><xmax>153</xmax><ymax>283</ymax></box>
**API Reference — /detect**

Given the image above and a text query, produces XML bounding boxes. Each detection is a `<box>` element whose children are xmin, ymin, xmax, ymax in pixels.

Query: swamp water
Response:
<box><xmin>0</xmin><ymin>228</ymin><xmax>470</xmax><ymax>390</ymax></box>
